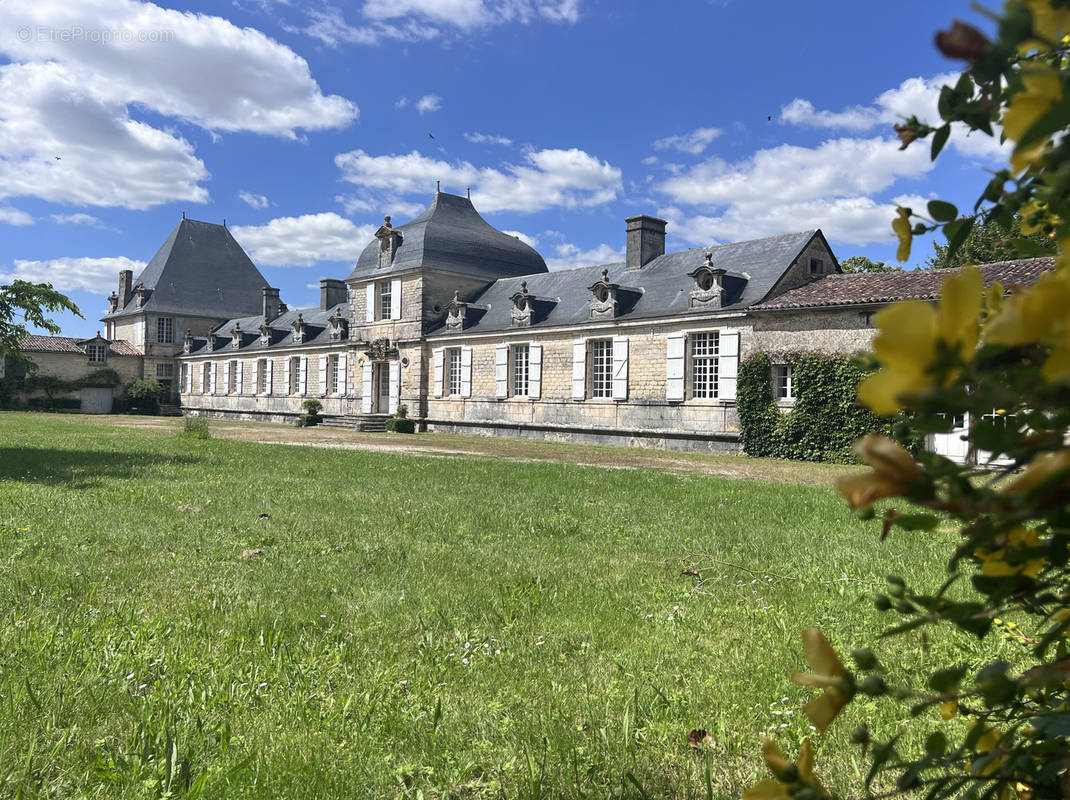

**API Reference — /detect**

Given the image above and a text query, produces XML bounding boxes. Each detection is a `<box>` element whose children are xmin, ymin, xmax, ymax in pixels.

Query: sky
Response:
<box><xmin>0</xmin><ymin>0</ymin><xmax>1005</xmax><ymax>339</ymax></box>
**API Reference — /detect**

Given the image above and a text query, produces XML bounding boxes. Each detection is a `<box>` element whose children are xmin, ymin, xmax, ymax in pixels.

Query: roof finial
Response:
<box><xmin>453</xmin><ymin>288</ymin><xmax>460</xmax><ymax>304</ymax></box>
<box><xmin>466</xmin><ymin>187</ymin><xmax>471</xmax><ymax>199</ymax></box>
<box><xmin>436</xmin><ymin>180</ymin><xmax>440</xmax><ymax>193</ymax></box>
<box><xmin>601</xmin><ymin>267</ymin><xmax>609</xmax><ymax>282</ymax></box>
<box><xmin>704</xmin><ymin>252</ymin><xmax>713</xmax><ymax>266</ymax></box>
<box><xmin>384</xmin><ymin>214</ymin><xmax>391</xmax><ymax>227</ymax></box>
<box><xmin>521</xmin><ymin>280</ymin><xmax>528</xmax><ymax>293</ymax></box>
<box><xmin>223</xmin><ymin>217</ymin><xmax>226</xmax><ymax>228</ymax></box>
<box><xmin>181</xmin><ymin>211</ymin><xmax>185</xmax><ymax>219</ymax></box>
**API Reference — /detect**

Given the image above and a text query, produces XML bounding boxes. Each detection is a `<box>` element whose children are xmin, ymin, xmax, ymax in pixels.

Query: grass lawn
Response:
<box><xmin>0</xmin><ymin>413</ymin><xmax>1004</xmax><ymax>799</ymax></box>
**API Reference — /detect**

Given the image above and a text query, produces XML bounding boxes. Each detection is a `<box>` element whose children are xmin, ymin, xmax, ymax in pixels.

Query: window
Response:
<box><xmin>690</xmin><ymin>332</ymin><xmax>719</xmax><ymax>398</ymax></box>
<box><xmin>202</xmin><ymin>363</ymin><xmax>211</xmax><ymax>394</ymax></box>
<box><xmin>590</xmin><ymin>339</ymin><xmax>613</xmax><ymax>398</ymax></box>
<box><xmin>157</xmin><ymin>317</ymin><xmax>174</xmax><ymax>344</ymax></box>
<box><xmin>156</xmin><ymin>363</ymin><xmax>174</xmax><ymax>380</ymax></box>
<box><xmin>289</xmin><ymin>357</ymin><xmax>300</xmax><ymax>395</ymax></box>
<box><xmin>511</xmin><ymin>344</ymin><xmax>529</xmax><ymax>397</ymax></box>
<box><xmin>772</xmin><ymin>363</ymin><xmax>794</xmax><ymax>400</ymax></box>
<box><xmin>447</xmin><ymin>347</ymin><xmax>462</xmax><ymax>396</ymax></box>
<box><xmin>258</xmin><ymin>359</ymin><xmax>269</xmax><ymax>394</ymax></box>
<box><xmin>228</xmin><ymin>360</ymin><xmax>238</xmax><ymax>394</ymax></box>
<box><xmin>328</xmin><ymin>355</ymin><xmax>340</xmax><ymax>396</ymax></box>
<box><xmin>180</xmin><ymin>363</ymin><xmax>189</xmax><ymax>391</ymax></box>
<box><xmin>809</xmin><ymin>258</ymin><xmax>823</xmax><ymax>275</ymax></box>
<box><xmin>860</xmin><ymin>311</ymin><xmax>875</xmax><ymax>327</ymax></box>
<box><xmin>86</xmin><ymin>344</ymin><xmax>108</xmax><ymax>364</ymax></box>
<box><xmin>379</xmin><ymin>281</ymin><xmax>393</xmax><ymax>321</ymax></box>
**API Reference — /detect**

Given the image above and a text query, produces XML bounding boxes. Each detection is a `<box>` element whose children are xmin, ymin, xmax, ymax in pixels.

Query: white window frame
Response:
<box><xmin>447</xmin><ymin>347</ymin><xmax>462</xmax><ymax>396</ymax></box>
<box><xmin>589</xmin><ymin>338</ymin><xmax>613</xmax><ymax>399</ymax></box>
<box><xmin>157</xmin><ymin>317</ymin><xmax>174</xmax><ymax>344</ymax></box>
<box><xmin>511</xmin><ymin>343</ymin><xmax>529</xmax><ymax>397</ymax></box>
<box><xmin>328</xmin><ymin>355</ymin><xmax>340</xmax><ymax>396</ymax></box>
<box><xmin>289</xmin><ymin>356</ymin><xmax>300</xmax><ymax>395</ymax></box>
<box><xmin>228</xmin><ymin>360</ymin><xmax>239</xmax><ymax>394</ymax></box>
<box><xmin>86</xmin><ymin>344</ymin><xmax>108</xmax><ymax>365</ymax></box>
<box><xmin>257</xmin><ymin>359</ymin><xmax>269</xmax><ymax>394</ymax></box>
<box><xmin>772</xmin><ymin>363</ymin><xmax>795</xmax><ymax>401</ymax></box>
<box><xmin>690</xmin><ymin>331</ymin><xmax>720</xmax><ymax>399</ymax></box>
<box><xmin>155</xmin><ymin>363</ymin><xmax>174</xmax><ymax>380</ymax></box>
<box><xmin>378</xmin><ymin>281</ymin><xmax>392</xmax><ymax>321</ymax></box>
<box><xmin>201</xmin><ymin>362</ymin><xmax>211</xmax><ymax>395</ymax></box>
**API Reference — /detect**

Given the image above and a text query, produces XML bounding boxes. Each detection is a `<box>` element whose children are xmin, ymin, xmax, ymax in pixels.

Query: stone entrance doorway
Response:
<box><xmin>375</xmin><ymin>362</ymin><xmax>391</xmax><ymax>413</ymax></box>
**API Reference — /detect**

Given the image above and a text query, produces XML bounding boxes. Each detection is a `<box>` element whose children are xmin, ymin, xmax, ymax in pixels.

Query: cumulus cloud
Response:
<box><xmin>334</xmin><ymin>147</ymin><xmax>621</xmax><ymax>213</ymax></box>
<box><xmin>51</xmin><ymin>213</ymin><xmax>105</xmax><ymax>227</ymax></box>
<box><xmin>652</xmin><ymin>127</ymin><xmax>721</xmax><ymax>155</ymax></box>
<box><xmin>0</xmin><ymin>256</ymin><xmax>146</xmax><ymax>292</ymax></box>
<box><xmin>0</xmin><ymin>206</ymin><xmax>34</xmax><ymax>226</ymax></box>
<box><xmin>415</xmin><ymin>94</ymin><xmax>442</xmax><ymax>114</ymax></box>
<box><xmin>502</xmin><ymin>230</ymin><xmax>538</xmax><ymax>248</ymax></box>
<box><xmin>0</xmin><ymin>0</ymin><xmax>357</xmax><ymax>208</ymax></box>
<box><xmin>546</xmin><ymin>242</ymin><xmax>624</xmax><ymax>270</ymax></box>
<box><xmin>230</xmin><ymin>213</ymin><xmax>377</xmax><ymax>267</ymax></box>
<box><xmin>465</xmin><ymin>131</ymin><xmax>513</xmax><ymax>146</ymax></box>
<box><xmin>239</xmin><ymin>190</ymin><xmax>271</xmax><ymax>210</ymax></box>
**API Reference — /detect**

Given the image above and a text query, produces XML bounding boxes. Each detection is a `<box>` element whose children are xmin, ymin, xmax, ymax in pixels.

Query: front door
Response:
<box><xmin>376</xmin><ymin>362</ymin><xmax>390</xmax><ymax>413</ymax></box>
<box><xmin>929</xmin><ymin>413</ymin><xmax>969</xmax><ymax>463</ymax></box>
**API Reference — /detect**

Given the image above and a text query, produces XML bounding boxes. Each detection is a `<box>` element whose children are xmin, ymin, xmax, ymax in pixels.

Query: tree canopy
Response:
<box><xmin>0</xmin><ymin>280</ymin><xmax>82</xmax><ymax>363</ymax></box>
<box><xmin>838</xmin><ymin>256</ymin><xmax>901</xmax><ymax>273</ymax></box>
<box><xmin>923</xmin><ymin>213</ymin><xmax>1053</xmax><ymax>269</ymax></box>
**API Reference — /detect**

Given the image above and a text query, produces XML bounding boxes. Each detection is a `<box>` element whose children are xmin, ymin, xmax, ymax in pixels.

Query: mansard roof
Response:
<box><xmin>347</xmin><ymin>192</ymin><xmax>547</xmax><ymax>282</ymax></box>
<box><xmin>103</xmin><ymin>218</ymin><xmax>270</xmax><ymax>321</ymax></box>
<box><xmin>19</xmin><ymin>335</ymin><xmax>141</xmax><ymax>357</ymax></box>
<box><xmin>751</xmin><ymin>257</ymin><xmax>1054</xmax><ymax>310</ymax></box>
<box><xmin>185</xmin><ymin>303</ymin><xmax>348</xmax><ymax>355</ymax></box>
<box><xmin>428</xmin><ymin>229</ymin><xmax>822</xmax><ymax>335</ymax></box>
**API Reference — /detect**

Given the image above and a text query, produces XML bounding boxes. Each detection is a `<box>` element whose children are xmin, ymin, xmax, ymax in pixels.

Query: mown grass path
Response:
<box><xmin>0</xmin><ymin>414</ymin><xmax>1001</xmax><ymax>799</ymax></box>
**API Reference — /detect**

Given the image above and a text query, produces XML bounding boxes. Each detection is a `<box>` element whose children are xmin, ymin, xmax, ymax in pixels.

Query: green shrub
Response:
<box><xmin>301</xmin><ymin>398</ymin><xmax>322</xmax><ymax>415</ymax></box>
<box><xmin>396</xmin><ymin>403</ymin><xmax>408</xmax><ymax>419</ymax></box>
<box><xmin>385</xmin><ymin>417</ymin><xmax>415</xmax><ymax>433</ymax></box>
<box><xmin>124</xmin><ymin>379</ymin><xmax>167</xmax><ymax>415</ymax></box>
<box><xmin>181</xmin><ymin>415</ymin><xmax>211</xmax><ymax>440</ymax></box>
<box><xmin>298</xmin><ymin>414</ymin><xmax>320</xmax><ymax>427</ymax></box>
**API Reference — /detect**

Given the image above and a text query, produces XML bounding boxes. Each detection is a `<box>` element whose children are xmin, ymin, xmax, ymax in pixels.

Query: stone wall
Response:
<box><xmin>11</xmin><ymin>352</ymin><xmax>142</xmax><ymax>403</ymax></box>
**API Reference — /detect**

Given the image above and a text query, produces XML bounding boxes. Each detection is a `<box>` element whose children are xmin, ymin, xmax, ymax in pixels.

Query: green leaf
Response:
<box><xmin>931</xmin><ymin>124</ymin><xmax>951</xmax><ymax>161</ymax></box>
<box><xmin>1008</xmin><ymin>237</ymin><xmax>1055</xmax><ymax>256</ymax></box>
<box><xmin>1016</xmin><ymin>94</ymin><xmax>1070</xmax><ymax>149</ymax></box>
<box><xmin>943</xmin><ymin>217</ymin><xmax>975</xmax><ymax>262</ymax></box>
<box><xmin>928</xmin><ymin>664</ymin><xmax>968</xmax><ymax>692</ymax></box>
<box><xmin>880</xmin><ymin>617</ymin><xmax>928</xmax><ymax>638</ymax></box>
<box><xmin>925</xmin><ymin>731</ymin><xmax>948</xmax><ymax>755</ymax></box>
<box><xmin>927</xmin><ymin>200</ymin><xmax>958</xmax><ymax>223</ymax></box>
<box><xmin>894</xmin><ymin>513</ymin><xmax>940</xmax><ymax>532</ymax></box>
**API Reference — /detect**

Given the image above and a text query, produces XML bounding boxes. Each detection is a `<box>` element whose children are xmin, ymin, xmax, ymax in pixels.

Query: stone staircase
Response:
<box><xmin>318</xmin><ymin>414</ymin><xmax>390</xmax><ymax>433</ymax></box>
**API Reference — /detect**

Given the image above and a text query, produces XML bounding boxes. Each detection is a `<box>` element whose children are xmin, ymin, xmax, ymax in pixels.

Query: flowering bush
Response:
<box><xmin>747</xmin><ymin>4</ymin><xmax>1070</xmax><ymax>799</ymax></box>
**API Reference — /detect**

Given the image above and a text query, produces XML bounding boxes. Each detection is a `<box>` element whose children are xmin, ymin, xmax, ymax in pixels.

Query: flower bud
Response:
<box><xmin>935</xmin><ymin>20</ymin><xmax>991</xmax><ymax>60</ymax></box>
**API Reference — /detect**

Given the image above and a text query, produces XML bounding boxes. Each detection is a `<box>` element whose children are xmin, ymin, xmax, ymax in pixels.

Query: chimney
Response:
<box><xmin>625</xmin><ymin>215</ymin><xmax>667</xmax><ymax>270</ymax></box>
<box><xmin>262</xmin><ymin>286</ymin><xmax>282</xmax><ymax>321</ymax></box>
<box><xmin>320</xmin><ymin>278</ymin><xmax>347</xmax><ymax>310</ymax></box>
<box><xmin>117</xmin><ymin>270</ymin><xmax>133</xmax><ymax>309</ymax></box>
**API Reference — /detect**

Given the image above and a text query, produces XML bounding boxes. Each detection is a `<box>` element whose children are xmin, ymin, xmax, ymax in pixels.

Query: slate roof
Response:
<box><xmin>428</xmin><ymin>230</ymin><xmax>823</xmax><ymax>336</ymax></box>
<box><xmin>102</xmin><ymin>218</ymin><xmax>270</xmax><ymax>321</ymax></box>
<box><xmin>347</xmin><ymin>192</ymin><xmax>547</xmax><ymax>282</ymax></box>
<box><xmin>19</xmin><ymin>335</ymin><xmax>141</xmax><ymax>356</ymax></box>
<box><xmin>751</xmin><ymin>257</ymin><xmax>1055</xmax><ymax>310</ymax></box>
<box><xmin>185</xmin><ymin>304</ymin><xmax>348</xmax><ymax>355</ymax></box>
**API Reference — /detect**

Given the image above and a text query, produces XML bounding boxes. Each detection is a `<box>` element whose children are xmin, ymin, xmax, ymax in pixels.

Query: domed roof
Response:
<box><xmin>347</xmin><ymin>192</ymin><xmax>547</xmax><ymax>282</ymax></box>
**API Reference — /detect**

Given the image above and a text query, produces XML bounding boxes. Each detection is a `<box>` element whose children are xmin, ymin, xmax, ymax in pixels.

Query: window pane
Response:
<box><xmin>690</xmin><ymin>332</ymin><xmax>719</xmax><ymax>398</ymax></box>
<box><xmin>379</xmin><ymin>282</ymin><xmax>392</xmax><ymax>320</ymax></box>
<box><xmin>591</xmin><ymin>339</ymin><xmax>612</xmax><ymax>398</ymax></box>
<box><xmin>448</xmin><ymin>349</ymin><xmax>462</xmax><ymax>395</ymax></box>
<box><xmin>512</xmin><ymin>344</ymin><xmax>529</xmax><ymax>396</ymax></box>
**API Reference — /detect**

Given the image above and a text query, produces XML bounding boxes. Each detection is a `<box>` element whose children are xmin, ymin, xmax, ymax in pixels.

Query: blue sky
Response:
<box><xmin>0</xmin><ymin>0</ymin><xmax>1002</xmax><ymax>339</ymax></box>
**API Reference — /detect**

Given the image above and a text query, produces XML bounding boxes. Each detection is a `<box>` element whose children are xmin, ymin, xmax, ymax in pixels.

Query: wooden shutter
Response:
<box><xmin>361</xmin><ymin>362</ymin><xmax>373</xmax><ymax>413</ymax></box>
<box><xmin>494</xmin><ymin>344</ymin><xmax>508</xmax><ymax>398</ymax></box>
<box><xmin>365</xmin><ymin>283</ymin><xmax>376</xmax><ymax>323</ymax></box>
<box><xmin>390</xmin><ymin>278</ymin><xmax>402</xmax><ymax>320</ymax></box>
<box><xmin>432</xmin><ymin>347</ymin><xmax>444</xmax><ymax>398</ymax></box>
<box><xmin>717</xmin><ymin>329</ymin><xmax>740</xmax><ymax>401</ymax></box>
<box><xmin>529</xmin><ymin>344</ymin><xmax>542</xmax><ymax>399</ymax></box>
<box><xmin>265</xmin><ymin>358</ymin><xmax>273</xmax><ymax>395</ymax></box>
<box><xmin>298</xmin><ymin>356</ymin><xmax>307</xmax><ymax>396</ymax></box>
<box><xmin>209</xmin><ymin>364</ymin><xmax>216</xmax><ymax>395</ymax></box>
<box><xmin>666</xmin><ymin>333</ymin><xmax>685</xmax><ymax>401</ymax></box>
<box><xmin>571</xmin><ymin>339</ymin><xmax>586</xmax><ymax>400</ymax></box>
<box><xmin>612</xmin><ymin>336</ymin><xmax>628</xmax><ymax>401</ymax></box>
<box><xmin>389</xmin><ymin>361</ymin><xmax>401</xmax><ymax>413</ymax></box>
<box><xmin>318</xmin><ymin>355</ymin><xmax>328</xmax><ymax>397</ymax></box>
<box><xmin>338</xmin><ymin>353</ymin><xmax>348</xmax><ymax>396</ymax></box>
<box><xmin>460</xmin><ymin>346</ymin><xmax>472</xmax><ymax>398</ymax></box>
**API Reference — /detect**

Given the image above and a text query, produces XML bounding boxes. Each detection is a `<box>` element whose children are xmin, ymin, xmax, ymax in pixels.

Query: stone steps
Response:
<box><xmin>319</xmin><ymin>414</ymin><xmax>390</xmax><ymax>433</ymax></box>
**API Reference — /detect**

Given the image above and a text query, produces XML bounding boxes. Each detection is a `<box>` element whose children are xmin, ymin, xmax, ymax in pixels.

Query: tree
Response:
<box><xmin>838</xmin><ymin>256</ymin><xmax>901</xmax><ymax>273</ymax></box>
<box><xmin>0</xmin><ymin>280</ymin><xmax>82</xmax><ymax>364</ymax></box>
<box><xmin>924</xmin><ymin>213</ymin><xmax>1053</xmax><ymax>268</ymax></box>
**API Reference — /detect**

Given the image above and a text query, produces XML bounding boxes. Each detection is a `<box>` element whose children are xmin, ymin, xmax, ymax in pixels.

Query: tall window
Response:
<box><xmin>328</xmin><ymin>355</ymin><xmax>340</xmax><ymax>395</ymax></box>
<box><xmin>447</xmin><ymin>348</ymin><xmax>462</xmax><ymax>396</ymax></box>
<box><xmin>202</xmin><ymin>363</ymin><xmax>211</xmax><ymax>394</ymax></box>
<box><xmin>180</xmin><ymin>363</ymin><xmax>189</xmax><ymax>391</ymax></box>
<box><xmin>590</xmin><ymin>339</ymin><xmax>613</xmax><ymax>398</ymax></box>
<box><xmin>289</xmin><ymin>357</ymin><xmax>300</xmax><ymax>394</ymax></box>
<box><xmin>157</xmin><ymin>317</ymin><xmax>174</xmax><ymax>344</ymax></box>
<box><xmin>258</xmin><ymin>359</ymin><xmax>269</xmax><ymax>394</ymax></box>
<box><xmin>86</xmin><ymin>344</ymin><xmax>108</xmax><ymax>364</ymax></box>
<box><xmin>511</xmin><ymin>344</ymin><xmax>529</xmax><ymax>397</ymax></box>
<box><xmin>156</xmin><ymin>363</ymin><xmax>174</xmax><ymax>380</ymax></box>
<box><xmin>228</xmin><ymin>360</ymin><xmax>238</xmax><ymax>394</ymax></box>
<box><xmin>690</xmin><ymin>332</ymin><xmax>719</xmax><ymax>398</ymax></box>
<box><xmin>772</xmin><ymin>364</ymin><xmax>794</xmax><ymax>400</ymax></box>
<box><xmin>379</xmin><ymin>281</ymin><xmax>393</xmax><ymax>320</ymax></box>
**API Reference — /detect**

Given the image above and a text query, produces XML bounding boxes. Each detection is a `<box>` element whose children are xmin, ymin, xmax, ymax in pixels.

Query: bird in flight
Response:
<box><xmin>428</xmin><ymin>133</ymin><xmax>435</xmax><ymax>139</ymax></box>
<box><xmin>54</xmin><ymin>155</ymin><xmax>61</xmax><ymax>160</ymax></box>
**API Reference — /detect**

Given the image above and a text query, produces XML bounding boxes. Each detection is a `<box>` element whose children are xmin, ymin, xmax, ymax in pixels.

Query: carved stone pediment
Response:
<box><xmin>687</xmin><ymin>252</ymin><xmax>726</xmax><ymax>310</ymax></box>
<box><xmin>206</xmin><ymin>331</ymin><xmax>218</xmax><ymax>352</ymax></box>
<box><xmin>328</xmin><ymin>308</ymin><xmax>348</xmax><ymax>341</ymax></box>
<box><xmin>230</xmin><ymin>322</ymin><xmax>243</xmax><ymax>348</ymax></box>
<box><xmin>510</xmin><ymin>281</ymin><xmax>533</xmax><ymax>327</ymax></box>
<box><xmin>365</xmin><ymin>337</ymin><xmax>397</xmax><ymax>361</ymax></box>
<box><xmin>376</xmin><ymin>216</ymin><xmax>403</xmax><ymax>268</ymax></box>
<box><xmin>183</xmin><ymin>328</ymin><xmax>193</xmax><ymax>354</ymax></box>
<box><xmin>587</xmin><ymin>268</ymin><xmax>619</xmax><ymax>320</ymax></box>
<box><xmin>259</xmin><ymin>322</ymin><xmax>273</xmax><ymax>345</ymax></box>
<box><xmin>292</xmin><ymin>313</ymin><xmax>306</xmax><ymax>344</ymax></box>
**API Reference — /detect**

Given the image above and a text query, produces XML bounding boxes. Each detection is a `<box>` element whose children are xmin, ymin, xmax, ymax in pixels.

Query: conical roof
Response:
<box><xmin>103</xmin><ymin>218</ymin><xmax>269</xmax><ymax>320</ymax></box>
<box><xmin>347</xmin><ymin>192</ymin><xmax>547</xmax><ymax>282</ymax></box>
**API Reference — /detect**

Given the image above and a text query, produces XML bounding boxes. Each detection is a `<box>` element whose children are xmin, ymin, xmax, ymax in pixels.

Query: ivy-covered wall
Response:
<box><xmin>738</xmin><ymin>352</ymin><xmax>897</xmax><ymax>463</ymax></box>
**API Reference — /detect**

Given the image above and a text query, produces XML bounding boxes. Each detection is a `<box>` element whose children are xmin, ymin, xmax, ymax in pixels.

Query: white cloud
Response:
<box><xmin>335</xmin><ymin>193</ymin><xmax>424</xmax><ymax>219</ymax></box>
<box><xmin>239</xmin><ymin>190</ymin><xmax>271</xmax><ymax>210</ymax></box>
<box><xmin>0</xmin><ymin>0</ymin><xmax>357</xmax><ymax>208</ymax></box>
<box><xmin>546</xmin><ymin>242</ymin><xmax>624</xmax><ymax>270</ymax></box>
<box><xmin>395</xmin><ymin>97</ymin><xmax>409</xmax><ymax>109</ymax></box>
<box><xmin>51</xmin><ymin>213</ymin><xmax>104</xmax><ymax>227</ymax></box>
<box><xmin>335</xmin><ymin>147</ymin><xmax>621</xmax><ymax>213</ymax></box>
<box><xmin>230</xmin><ymin>213</ymin><xmax>377</xmax><ymax>267</ymax></box>
<box><xmin>779</xmin><ymin>99</ymin><xmax>880</xmax><ymax>131</ymax></box>
<box><xmin>652</xmin><ymin>127</ymin><xmax>721</xmax><ymax>155</ymax></box>
<box><xmin>503</xmin><ymin>230</ymin><xmax>538</xmax><ymax>248</ymax></box>
<box><xmin>465</xmin><ymin>131</ymin><xmax>513</xmax><ymax>146</ymax></box>
<box><xmin>0</xmin><ymin>256</ymin><xmax>145</xmax><ymax>292</ymax></box>
<box><xmin>0</xmin><ymin>206</ymin><xmax>34</xmax><ymax>226</ymax></box>
<box><xmin>415</xmin><ymin>94</ymin><xmax>442</xmax><ymax>114</ymax></box>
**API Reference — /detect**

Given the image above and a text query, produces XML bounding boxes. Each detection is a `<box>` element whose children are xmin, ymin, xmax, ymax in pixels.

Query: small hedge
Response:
<box><xmin>299</xmin><ymin>414</ymin><xmax>321</xmax><ymax>427</ymax></box>
<box><xmin>738</xmin><ymin>352</ymin><xmax>899</xmax><ymax>463</ymax></box>
<box><xmin>385</xmin><ymin>417</ymin><xmax>415</xmax><ymax>434</ymax></box>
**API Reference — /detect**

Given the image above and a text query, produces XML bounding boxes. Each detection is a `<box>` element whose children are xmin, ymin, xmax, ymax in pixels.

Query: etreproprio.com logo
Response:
<box><xmin>15</xmin><ymin>26</ymin><xmax>175</xmax><ymax>44</ymax></box>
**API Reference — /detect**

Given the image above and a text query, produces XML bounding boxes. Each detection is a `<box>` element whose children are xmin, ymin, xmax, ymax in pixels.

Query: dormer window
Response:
<box><xmin>135</xmin><ymin>285</ymin><xmax>150</xmax><ymax>307</ymax></box>
<box><xmin>687</xmin><ymin>253</ymin><xmax>726</xmax><ymax>310</ymax></box>
<box><xmin>375</xmin><ymin>215</ymin><xmax>402</xmax><ymax>268</ymax></box>
<box><xmin>511</xmin><ymin>281</ymin><xmax>533</xmax><ymax>327</ymax></box>
<box><xmin>259</xmin><ymin>322</ymin><xmax>273</xmax><ymax>345</ymax></box>
<box><xmin>206</xmin><ymin>331</ymin><xmax>218</xmax><ymax>352</ymax></box>
<box><xmin>328</xmin><ymin>309</ymin><xmax>347</xmax><ymax>341</ymax></box>
<box><xmin>183</xmin><ymin>329</ymin><xmax>193</xmax><ymax>354</ymax></box>
<box><xmin>292</xmin><ymin>313</ymin><xmax>306</xmax><ymax>344</ymax></box>
<box><xmin>810</xmin><ymin>257</ymin><xmax>823</xmax><ymax>275</ymax></box>
<box><xmin>230</xmin><ymin>323</ymin><xmax>243</xmax><ymax>349</ymax></box>
<box><xmin>107</xmin><ymin>292</ymin><xmax>118</xmax><ymax>313</ymax></box>
<box><xmin>157</xmin><ymin>317</ymin><xmax>174</xmax><ymax>344</ymax></box>
<box><xmin>86</xmin><ymin>343</ymin><xmax>108</xmax><ymax>365</ymax></box>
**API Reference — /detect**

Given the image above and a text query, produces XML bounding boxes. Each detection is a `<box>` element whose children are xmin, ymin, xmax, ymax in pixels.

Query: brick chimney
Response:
<box><xmin>625</xmin><ymin>215</ymin><xmax>667</xmax><ymax>270</ymax></box>
<box><xmin>117</xmin><ymin>270</ymin><xmax>133</xmax><ymax>309</ymax></box>
<box><xmin>320</xmin><ymin>278</ymin><xmax>347</xmax><ymax>310</ymax></box>
<box><xmin>262</xmin><ymin>287</ymin><xmax>282</xmax><ymax>321</ymax></box>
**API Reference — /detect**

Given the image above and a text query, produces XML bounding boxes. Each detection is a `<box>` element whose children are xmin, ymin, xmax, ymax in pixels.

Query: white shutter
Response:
<box><xmin>298</xmin><ymin>357</ymin><xmax>307</xmax><ymax>396</ymax></box>
<box><xmin>265</xmin><ymin>359</ymin><xmax>273</xmax><ymax>395</ymax></box>
<box><xmin>572</xmin><ymin>339</ymin><xmax>586</xmax><ymax>400</ymax></box>
<box><xmin>338</xmin><ymin>353</ymin><xmax>348</xmax><ymax>396</ymax></box>
<box><xmin>253</xmin><ymin>360</ymin><xmax>261</xmax><ymax>395</ymax></box>
<box><xmin>432</xmin><ymin>347</ymin><xmax>445</xmax><ymax>398</ymax></box>
<box><xmin>666</xmin><ymin>333</ymin><xmax>685</xmax><ymax>401</ymax></box>
<box><xmin>612</xmin><ymin>336</ymin><xmax>629</xmax><ymax>400</ymax></box>
<box><xmin>460</xmin><ymin>346</ymin><xmax>472</xmax><ymax>398</ymax></box>
<box><xmin>318</xmin><ymin>355</ymin><xmax>328</xmax><ymax>397</ymax></box>
<box><xmin>718</xmin><ymin>329</ymin><xmax>740</xmax><ymax>401</ymax></box>
<box><xmin>495</xmin><ymin>344</ymin><xmax>509</xmax><ymax>398</ymax></box>
<box><xmin>361</xmin><ymin>362</ymin><xmax>373</xmax><ymax>413</ymax></box>
<box><xmin>210</xmin><ymin>364</ymin><xmax>217</xmax><ymax>395</ymax></box>
<box><xmin>223</xmin><ymin>361</ymin><xmax>231</xmax><ymax>395</ymax></box>
<box><xmin>185</xmin><ymin>364</ymin><xmax>192</xmax><ymax>394</ymax></box>
<box><xmin>390</xmin><ymin>278</ymin><xmax>402</xmax><ymax>320</ymax></box>
<box><xmin>529</xmin><ymin>344</ymin><xmax>542</xmax><ymax>399</ymax></box>
<box><xmin>366</xmin><ymin>283</ymin><xmax>376</xmax><ymax>323</ymax></box>
<box><xmin>389</xmin><ymin>361</ymin><xmax>401</xmax><ymax>413</ymax></box>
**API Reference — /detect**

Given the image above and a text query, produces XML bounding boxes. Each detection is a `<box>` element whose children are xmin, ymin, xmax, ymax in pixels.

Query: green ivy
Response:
<box><xmin>738</xmin><ymin>352</ymin><xmax>899</xmax><ymax>463</ymax></box>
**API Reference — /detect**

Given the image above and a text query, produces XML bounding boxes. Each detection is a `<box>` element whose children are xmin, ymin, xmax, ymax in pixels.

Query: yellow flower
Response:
<box><xmin>939</xmin><ymin>698</ymin><xmax>959</xmax><ymax>720</ymax></box>
<box><xmin>1018</xmin><ymin>200</ymin><xmax>1057</xmax><ymax>235</ymax></box>
<box><xmin>858</xmin><ymin>267</ymin><xmax>983</xmax><ymax>414</ymax></box>
<box><xmin>1022</xmin><ymin>0</ymin><xmax>1070</xmax><ymax>46</ymax></box>
<box><xmin>743</xmin><ymin>739</ymin><xmax>827</xmax><ymax>800</ymax></box>
<box><xmin>975</xmin><ymin>527</ymin><xmax>1046</xmax><ymax>578</ymax></box>
<box><xmin>983</xmin><ymin>269</ymin><xmax>1070</xmax><ymax>381</ymax></box>
<box><xmin>1010</xmin><ymin>139</ymin><xmax>1050</xmax><ymax>174</ymax></box>
<box><xmin>1002</xmin><ymin>449</ymin><xmax>1070</xmax><ymax>496</ymax></box>
<box><xmin>836</xmin><ymin>434</ymin><xmax>921</xmax><ymax>510</ymax></box>
<box><xmin>970</xmin><ymin>723</ymin><xmax>1004</xmax><ymax>777</ymax></box>
<box><xmin>790</xmin><ymin>628</ymin><xmax>854</xmax><ymax>731</ymax></box>
<box><xmin>1002</xmin><ymin>66</ymin><xmax>1062</xmax><ymax>142</ymax></box>
<box><xmin>892</xmin><ymin>206</ymin><xmax>913</xmax><ymax>262</ymax></box>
